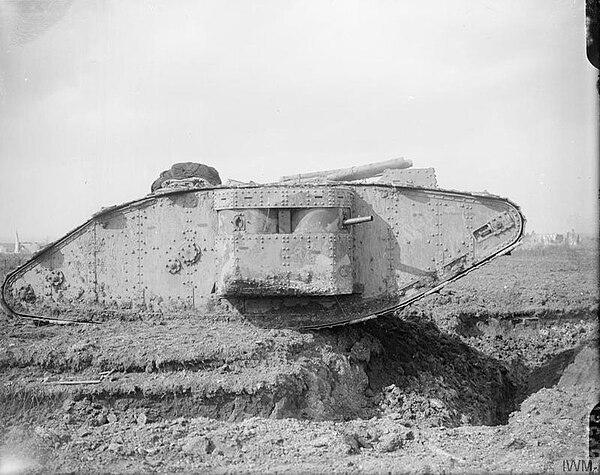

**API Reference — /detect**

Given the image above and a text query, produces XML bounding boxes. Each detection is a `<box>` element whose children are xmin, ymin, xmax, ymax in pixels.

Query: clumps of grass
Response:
<box><xmin>0</xmin><ymin>339</ymin><xmax>100</xmax><ymax>373</ymax></box>
<box><xmin>0</xmin><ymin>384</ymin><xmax>64</xmax><ymax>419</ymax></box>
<box><xmin>1</xmin><ymin>319</ymin><xmax>316</xmax><ymax>377</ymax></box>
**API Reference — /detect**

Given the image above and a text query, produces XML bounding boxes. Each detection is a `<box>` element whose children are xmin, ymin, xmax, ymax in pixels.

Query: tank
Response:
<box><xmin>1</xmin><ymin>159</ymin><xmax>525</xmax><ymax>330</ymax></box>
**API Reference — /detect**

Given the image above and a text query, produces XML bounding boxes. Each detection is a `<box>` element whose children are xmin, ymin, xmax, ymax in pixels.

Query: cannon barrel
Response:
<box><xmin>279</xmin><ymin>157</ymin><xmax>413</xmax><ymax>182</ymax></box>
<box><xmin>342</xmin><ymin>216</ymin><xmax>373</xmax><ymax>227</ymax></box>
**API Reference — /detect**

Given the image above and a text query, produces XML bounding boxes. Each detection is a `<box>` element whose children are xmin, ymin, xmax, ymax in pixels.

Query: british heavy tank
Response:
<box><xmin>1</xmin><ymin>158</ymin><xmax>525</xmax><ymax>329</ymax></box>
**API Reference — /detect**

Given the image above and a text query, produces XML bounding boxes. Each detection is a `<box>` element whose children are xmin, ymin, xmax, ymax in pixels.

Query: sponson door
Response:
<box><xmin>214</xmin><ymin>186</ymin><xmax>354</xmax><ymax>296</ymax></box>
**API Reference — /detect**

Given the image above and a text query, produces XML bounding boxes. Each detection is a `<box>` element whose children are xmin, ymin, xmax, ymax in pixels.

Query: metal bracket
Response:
<box><xmin>473</xmin><ymin>212</ymin><xmax>515</xmax><ymax>242</ymax></box>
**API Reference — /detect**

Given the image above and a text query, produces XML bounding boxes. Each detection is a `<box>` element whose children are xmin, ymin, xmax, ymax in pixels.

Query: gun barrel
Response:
<box><xmin>342</xmin><ymin>216</ymin><xmax>373</xmax><ymax>227</ymax></box>
<box><xmin>280</xmin><ymin>157</ymin><xmax>412</xmax><ymax>182</ymax></box>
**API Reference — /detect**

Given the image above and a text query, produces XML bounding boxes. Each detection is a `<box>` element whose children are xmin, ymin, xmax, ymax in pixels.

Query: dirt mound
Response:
<box><xmin>0</xmin><ymin>246</ymin><xmax>597</xmax><ymax>473</ymax></box>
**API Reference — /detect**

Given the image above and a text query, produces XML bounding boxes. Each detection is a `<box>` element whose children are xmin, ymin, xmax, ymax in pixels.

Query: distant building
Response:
<box><xmin>522</xmin><ymin>229</ymin><xmax>582</xmax><ymax>248</ymax></box>
<box><xmin>0</xmin><ymin>232</ymin><xmax>45</xmax><ymax>255</ymax></box>
<box><xmin>0</xmin><ymin>243</ymin><xmax>15</xmax><ymax>254</ymax></box>
<box><xmin>566</xmin><ymin>230</ymin><xmax>581</xmax><ymax>246</ymax></box>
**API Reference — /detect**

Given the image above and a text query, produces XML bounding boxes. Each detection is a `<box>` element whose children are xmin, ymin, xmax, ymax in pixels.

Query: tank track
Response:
<box><xmin>301</xmin><ymin>239</ymin><xmax>521</xmax><ymax>330</ymax></box>
<box><xmin>0</xmin><ymin>183</ymin><xmax>525</xmax><ymax>331</ymax></box>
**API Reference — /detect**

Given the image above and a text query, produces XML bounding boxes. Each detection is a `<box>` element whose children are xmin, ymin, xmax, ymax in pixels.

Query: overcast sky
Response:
<box><xmin>0</xmin><ymin>0</ymin><xmax>597</xmax><ymax>242</ymax></box>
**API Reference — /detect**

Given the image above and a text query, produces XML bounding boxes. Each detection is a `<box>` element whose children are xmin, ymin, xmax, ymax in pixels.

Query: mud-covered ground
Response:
<box><xmin>0</xmin><ymin>244</ymin><xmax>598</xmax><ymax>474</ymax></box>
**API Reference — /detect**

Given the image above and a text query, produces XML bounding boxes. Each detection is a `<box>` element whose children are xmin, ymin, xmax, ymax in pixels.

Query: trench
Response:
<box><xmin>3</xmin><ymin>308</ymin><xmax>593</xmax><ymax>430</ymax></box>
<box><xmin>450</xmin><ymin>308</ymin><xmax>598</xmax><ymax>409</ymax></box>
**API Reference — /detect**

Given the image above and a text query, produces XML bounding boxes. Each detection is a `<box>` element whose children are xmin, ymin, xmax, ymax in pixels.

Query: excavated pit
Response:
<box><xmin>2</xmin><ymin>305</ymin><xmax>594</xmax><ymax>432</ymax></box>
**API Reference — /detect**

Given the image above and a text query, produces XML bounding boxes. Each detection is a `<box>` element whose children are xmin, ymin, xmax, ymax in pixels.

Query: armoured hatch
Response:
<box><xmin>214</xmin><ymin>186</ymin><xmax>356</xmax><ymax>296</ymax></box>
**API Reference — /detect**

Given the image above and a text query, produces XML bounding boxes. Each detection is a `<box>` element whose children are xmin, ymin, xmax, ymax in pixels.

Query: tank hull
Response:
<box><xmin>1</xmin><ymin>183</ymin><xmax>525</xmax><ymax>329</ymax></box>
